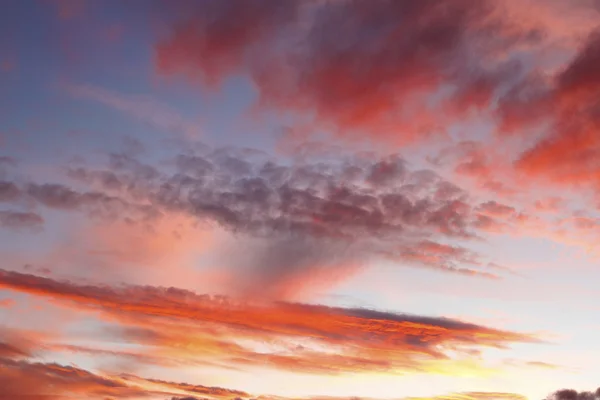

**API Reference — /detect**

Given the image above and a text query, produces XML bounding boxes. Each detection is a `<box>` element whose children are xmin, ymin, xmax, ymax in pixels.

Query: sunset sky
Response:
<box><xmin>1</xmin><ymin>1</ymin><xmax>600</xmax><ymax>399</ymax></box>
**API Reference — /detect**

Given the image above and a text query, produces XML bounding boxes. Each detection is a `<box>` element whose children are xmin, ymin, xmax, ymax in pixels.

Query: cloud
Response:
<box><xmin>0</xmin><ymin>323</ymin><xmax>574</xmax><ymax>400</ymax></box>
<box><xmin>0</xmin><ymin>358</ymin><xmax>135</xmax><ymax>400</ymax></box>
<box><xmin>476</xmin><ymin>201</ymin><xmax>516</xmax><ymax>218</ymax></box>
<box><xmin>525</xmin><ymin>360</ymin><xmax>561</xmax><ymax>369</ymax></box>
<box><xmin>121</xmin><ymin>375</ymin><xmax>249</xmax><ymax>399</ymax></box>
<box><xmin>0</xmin><ymin>210</ymin><xmax>44</xmax><ymax>231</ymax></box>
<box><xmin>150</xmin><ymin>0</ymin><xmax>600</xmax><ymax>197</ymax></box>
<box><xmin>0</xmin><ymin>331</ymin><xmax>249</xmax><ymax>400</ymax></box>
<box><xmin>547</xmin><ymin>388</ymin><xmax>600</xmax><ymax>400</ymax></box>
<box><xmin>0</xmin><ymin>356</ymin><xmax>245</xmax><ymax>400</ymax></box>
<box><xmin>24</xmin><ymin>182</ymin><xmax>158</xmax><ymax>223</ymax></box>
<box><xmin>0</xmin><ymin>181</ymin><xmax>21</xmax><ymax>202</ymax></box>
<box><xmin>0</xmin><ymin>327</ymin><xmax>51</xmax><ymax>360</ymax></box>
<box><xmin>499</xmin><ymin>28</ymin><xmax>600</xmax><ymax>187</ymax></box>
<box><xmin>154</xmin><ymin>0</ymin><xmax>498</xmax><ymax>142</ymax></box>
<box><xmin>73</xmin><ymin>147</ymin><xmax>509</xmax><ymax>289</ymax></box>
<box><xmin>153</xmin><ymin>0</ymin><xmax>600</xmax><ymax>144</ymax></box>
<box><xmin>0</xmin><ymin>330</ymin><xmax>590</xmax><ymax>400</ymax></box>
<box><xmin>2</xmin><ymin>142</ymin><xmax>515</xmax><ymax>297</ymax></box>
<box><xmin>66</xmin><ymin>84</ymin><xmax>202</xmax><ymax>138</ymax></box>
<box><xmin>0</xmin><ymin>350</ymin><xmax>588</xmax><ymax>400</ymax></box>
<box><xmin>0</xmin><ymin>269</ymin><xmax>536</xmax><ymax>376</ymax></box>
<box><xmin>154</xmin><ymin>0</ymin><xmax>302</xmax><ymax>89</ymax></box>
<box><xmin>0</xmin><ymin>298</ymin><xmax>15</xmax><ymax>308</ymax></box>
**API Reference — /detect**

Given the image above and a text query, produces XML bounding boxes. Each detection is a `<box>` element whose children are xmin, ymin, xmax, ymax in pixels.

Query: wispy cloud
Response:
<box><xmin>0</xmin><ymin>269</ymin><xmax>536</xmax><ymax>376</ymax></box>
<box><xmin>66</xmin><ymin>84</ymin><xmax>202</xmax><ymax>139</ymax></box>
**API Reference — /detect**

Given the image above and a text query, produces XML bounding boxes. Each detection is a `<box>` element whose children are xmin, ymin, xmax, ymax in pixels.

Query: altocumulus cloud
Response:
<box><xmin>0</xmin><ymin>141</ymin><xmax>523</xmax><ymax>297</ymax></box>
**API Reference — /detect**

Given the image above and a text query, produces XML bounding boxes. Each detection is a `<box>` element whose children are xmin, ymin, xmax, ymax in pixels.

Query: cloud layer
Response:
<box><xmin>0</xmin><ymin>140</ymin><xmax>523</xmax><ymax>297</ymax></box>
<box><xmin>0</xmin><ymin>268</ymin><xmax>535</xmax><ymax>377</ymax></box>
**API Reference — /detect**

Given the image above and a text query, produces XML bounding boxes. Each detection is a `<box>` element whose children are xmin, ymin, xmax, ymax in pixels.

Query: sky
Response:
<box><xmin>0</xmin><ymin>0</ymin><xmax>600</xmax><ymax>399</ymax></box>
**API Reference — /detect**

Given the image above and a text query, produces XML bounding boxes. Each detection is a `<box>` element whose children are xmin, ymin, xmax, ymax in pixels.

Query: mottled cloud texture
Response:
<box><xmin>1</xmin><ymin>142</ymin><xmax>519</xmax><ymax>297</ymax></box>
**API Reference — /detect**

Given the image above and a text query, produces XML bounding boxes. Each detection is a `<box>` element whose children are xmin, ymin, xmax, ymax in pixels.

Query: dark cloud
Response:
<box><xmin>547</xmin><ymin>388</ymin><xmax>600</xmax><ymax>400</ymax></box>
<box><xmin>0</xmin><ymin>181</ymin><xmax>21</xmax><ymax>202</ymax></box>
<box><xmin>24</xmin><ymin>181</ymin><xmax>159</xmax><ymax>223</ymax></box>
<box><xmin>171</xmin><ymin>398</ymin><xmax>205</xmax><ymax>400</ymax></box>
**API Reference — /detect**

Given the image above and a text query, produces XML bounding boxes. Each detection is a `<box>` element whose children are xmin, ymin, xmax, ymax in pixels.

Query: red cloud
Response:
<box><xmin>500</xmin><ymin>30</ymin><xmax>600</xmax><ymax>186</ymax></box>
<box><xmin>154</xmin><ymin>1</ymin><xmax>534</xmax><ymax>144</ymax></box>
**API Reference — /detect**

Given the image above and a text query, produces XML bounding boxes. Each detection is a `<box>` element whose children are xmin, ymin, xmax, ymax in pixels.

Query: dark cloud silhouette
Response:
<box><xmin>547</xmin><ymin>388</ymin><xmax>600</xmax><ymax>400</ymax></box>
<box><xmin>170</xmin><ymin>397</ymin><xmax>205</xmax><ymax>400</ymax></box>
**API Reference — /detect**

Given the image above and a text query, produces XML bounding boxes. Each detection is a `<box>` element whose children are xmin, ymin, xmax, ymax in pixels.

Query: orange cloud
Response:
<box><xmin>0</xmin><ymin>269</ymin><xmax>536</xmax><ymax>376</ymax></box>
<box><xmin>0</xmin><ymin>350</ymin><xmax>553</xmax><ymax>400</ymax></box>
<box><xmin>0</xmin><ymin>298</ymin><xmax>15</xmax><ymax>308</ymax></box>
<box><xmin>0</xmin><ymin>324</ymin><xmax>572</xmax><ymax>400</ymax></box>
<box><xmin>0</xmin><ymin>356</ymin><xmax>248</xmax><ymax>400</ymax></box>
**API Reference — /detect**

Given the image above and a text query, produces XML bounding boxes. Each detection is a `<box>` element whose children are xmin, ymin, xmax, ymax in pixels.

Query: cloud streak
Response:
<box><xmin>0</xmin><ymin>210</ymin><xmax>44</xmax><ymax>231</ymax></box>
<box><xmin>0</xmin><ymin>269</ymin><xmax>536</xmax><ymax>376</ymax></box>
<box><xmin>67</xmin><ymin>84</ymin><xmax>202</xmax><ymax>138</ymax></box>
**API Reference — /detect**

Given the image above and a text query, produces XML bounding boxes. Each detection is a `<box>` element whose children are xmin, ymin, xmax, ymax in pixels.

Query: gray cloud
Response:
<box><xmin>0</xmin><ymin>181</ymin><xmax>21</xmax><ymax>203</ymax></box>
<box><xmin>66</xmin><ymin>145</ymin><xmax>509</xmax><ymax>291</ymax></box>
<box><xmin>0</xmin><ymin>210</ymin><xmax>43</xmax><ymax>231</ymax></box>
<box><xmin>0</xmin><ymin>142</ymin><xmax>517</xmax><ymax>295</ymax></box>
<box><xmin>547</xmin><ymin>389</ymin><xmax>600</xmax><ymax>400</ymax></box>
